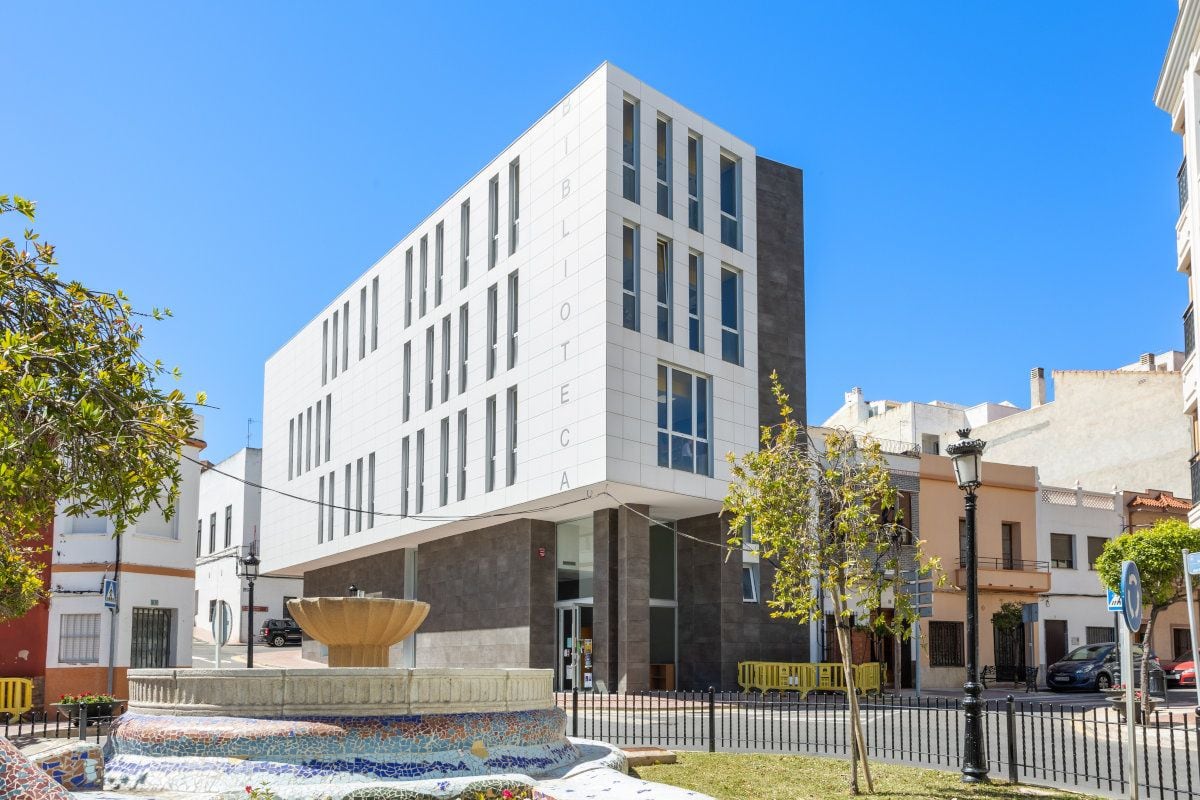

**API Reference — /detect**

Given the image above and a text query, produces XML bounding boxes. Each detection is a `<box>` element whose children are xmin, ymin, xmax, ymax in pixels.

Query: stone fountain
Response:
<box><xmin>97</xmin><ymin>597</ymin><xmax>708</xmax><ymax>799</ymax></box>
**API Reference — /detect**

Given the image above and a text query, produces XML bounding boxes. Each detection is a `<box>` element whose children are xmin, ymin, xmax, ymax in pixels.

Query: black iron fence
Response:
<box><xmin>2</xmin><ymin>706</ymin><xmax>117</xmax><ymax>745</ymax></box>
<box><xmin>558</xmin><ymin>690</ymin><xmax>1200</xmax><ymax>799</ymax></box>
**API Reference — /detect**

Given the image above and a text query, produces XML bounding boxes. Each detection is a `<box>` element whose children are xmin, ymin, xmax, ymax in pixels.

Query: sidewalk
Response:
<box><xmin>191</xmin><ymin>634</ymin><xmax>325</xmax><ymax>670</ymax></box>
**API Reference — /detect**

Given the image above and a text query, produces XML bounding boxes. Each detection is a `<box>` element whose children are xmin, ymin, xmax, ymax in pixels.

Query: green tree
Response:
<box><xmin>724</xmin><ymin>372</ymin><xmax>939</xmax><ymax>794</ymax></box>
<box><xmin>0</xmin><ymin>195</ymin><xmax>201</xmax><ymax>620</ymax></box>
<box><xmin>1094</xmin><ymin>518</ymin><xmax>1200</xmax><ymax>717</ymax></box>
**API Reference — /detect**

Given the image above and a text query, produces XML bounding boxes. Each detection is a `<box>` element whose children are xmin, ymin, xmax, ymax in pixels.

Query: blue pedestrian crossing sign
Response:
<box><xmin>1120</xmin><ymin>561</ymin><xmax>1142</xmax><ymax>632</ymax></box>
<box><xmin>102</xmin><ymin>578</ymin><xmax>118</xmax><ymax>610</ymax></box>
<box><xmin>1106</xmin><ymin>589</ymin><xmax>1123</xmax><ymax>612</ymax></box>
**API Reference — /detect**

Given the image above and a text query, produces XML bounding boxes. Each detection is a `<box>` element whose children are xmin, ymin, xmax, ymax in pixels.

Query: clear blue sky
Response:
<box><xmin>2</xmin><ymin>3</ymin><xmax>1184</xmax><ymax>461</ymax></box>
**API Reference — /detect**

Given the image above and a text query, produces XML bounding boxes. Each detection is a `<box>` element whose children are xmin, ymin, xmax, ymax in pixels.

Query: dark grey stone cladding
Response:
<box><xmin>755</xmin><ymin>157</ymin><xmax>806</xmax><ymax>425</ymax></box>
<box><xmin>676</xmin><ymin>512</ymin><xmax>809</xmax><ymax>691</ymax></box>
<box><xmin>303</xmin><ymin>549</ymin><xmax>407</xmax><ymax>599</ymax></box>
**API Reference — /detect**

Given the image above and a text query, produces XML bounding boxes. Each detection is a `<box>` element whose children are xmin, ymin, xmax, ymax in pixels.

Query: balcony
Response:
<box><xmin>1180</xmin><ymin>158</ymin><xmax>1189</xmax><ymax>215</ymax></box>
<box><xmin>955</xmin><ymin>557</ymin><xmax>1051</xmax><ymax>594</ymax></box>
<box><xmin>1186</xmin><ymin>305</ymin><xmax>1195</xmax><ymax>357</ymax></box>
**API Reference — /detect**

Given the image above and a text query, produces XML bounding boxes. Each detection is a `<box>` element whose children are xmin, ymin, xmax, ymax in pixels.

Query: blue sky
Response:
<box><xmin>2</xmin><ymin>3</ymin><xmax>1184</xmax><ymax>461</ymax></box>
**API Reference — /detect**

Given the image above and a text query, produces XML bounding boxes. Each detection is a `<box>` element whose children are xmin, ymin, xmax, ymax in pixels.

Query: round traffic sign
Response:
<box><xmin>1120</xmin><ymin>560</ymin><xmax>1142</xmax><ymax>632</ymax></box>
<box><xmin>211</xmin><ymin>600</ymin><xmax>233</xmax><ymax>646</ymax></box>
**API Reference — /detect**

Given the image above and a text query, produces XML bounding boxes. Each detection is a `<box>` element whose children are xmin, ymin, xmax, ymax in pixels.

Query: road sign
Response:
<box><xmin>1106</xmin><ymin>589</ymin><xmax>1123</xmax><ymax>612</ymax></box>
<box><xmin>1187</xmin><ymin>551</ymin><xmax>1200</xmax><ymax>576</ymax></box>
<box><xmin>918</xmin><ymin>606</ymin><xmax>933</xmax><ymax>618</ymax></box>
<box><xmin>1021</xmin><ymin>602</ymin><xmax>1038</xmax><ymax>624</ymax></box>
<box><xmin>102</xmin><ymin>579</ymin><xmax>118</xmax><ymax>610</ymax></box>
<box><xmin>211</xmin><ymin>600</ymin><xmax>232</xmax><ymax>647</ymax></box>
<box><xmin>1120</xmin><ymin>560</ymin><xmax>1143</xmax><ymax>632</ymax></box>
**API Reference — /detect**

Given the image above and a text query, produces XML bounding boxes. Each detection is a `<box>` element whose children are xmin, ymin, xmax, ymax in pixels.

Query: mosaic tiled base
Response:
<box><xmin>27</xmin><ymin>740</ymin><xmax>105</xmax><ymax>790</ymax></box>
<box><xmin>0</xmin><ymin>735</ymin><xmax>72</xmax><ymax>800</ymax></box>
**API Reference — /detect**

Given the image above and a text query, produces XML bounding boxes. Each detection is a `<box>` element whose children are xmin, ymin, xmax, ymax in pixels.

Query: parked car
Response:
<box><xmin>1166</xmin><ymin>659</ymin><xmax>1196</xmax><ymax>687</ymax></box>
<box><xmin>259</xmin><ymin>618</ymin><xmax>302</xmax><ymax>647</ymax></box>
<box><xmin>1045</xmin><ymin>643</ymin><xmax>1161</xmax><ymax>691</ymax></box>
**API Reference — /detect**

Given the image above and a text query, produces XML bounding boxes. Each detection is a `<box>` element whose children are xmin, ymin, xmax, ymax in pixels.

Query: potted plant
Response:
<box><xmin>54</xmin><ymin>692</ymin><xmax>118</xmax><ymax>724</ymax></box>
<box><xmin>1105</xmin><ymin>685</ymin><xmax>1158</xmax><ymax>723</ymax></box>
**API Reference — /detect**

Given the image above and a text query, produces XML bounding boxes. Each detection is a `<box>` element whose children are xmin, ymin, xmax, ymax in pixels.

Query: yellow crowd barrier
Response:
<box><xmin>0</xmin><ymin>677</ymin><xmax>33</xmax><ymax>721</ymax></box>
<box><xmin>737</xmin><ymin>661</ymin><xmax>884</xmax><ymax>697</ymax></box>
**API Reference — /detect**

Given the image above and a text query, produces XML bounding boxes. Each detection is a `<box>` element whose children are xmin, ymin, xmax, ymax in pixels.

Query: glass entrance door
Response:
<box><xmin>556</xmin><ymin>604</ymin><xmax>593</xmax><ymax>691</ymax></box>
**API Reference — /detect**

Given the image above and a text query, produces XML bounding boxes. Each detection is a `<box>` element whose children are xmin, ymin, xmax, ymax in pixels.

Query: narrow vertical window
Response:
<box><xmin>305</xmin><ymin>407</ymin><xmax>312</xmax><ymax>471</ymax></box>
<box><xmin>439</xmin><ymin>417</ymin><xmax>449</xmax><ymax>507</ymax></box>
<box><xmin>622</xmin><ymin>98</ymin><xmax>639</xmax><ymax>202</ymax></box>
<box><xmin>506</xmin><ymin>386</ymin><xmax>518</xmax><ymax>486</ymax></box>
<box><xmin>404</xmin><ymin>248</ymin><xmax>414</xmax><ymax>327</ymax></box>
<box><xmin>687</xmin><ymin>133</ymin><xmax>702</xmax><ymax>231</ymax></box>
<box><xmin>419</xmin><ymin>235</ymin><xmax>428</xmax><ymax>318</ymax></box>
<box><xmin>209</xmin><ymin>513</ymin><xmax>216</xmax><ymax>552</ymax></box>
<box><xmin>486</xmin><ymin>284</ymin><xmax>498</xmax><ymax>379</ymax></box>
<box><xmin>720</xmin><ymin>266</ymin><xmax>743</xmax><ymax>365</ymax></box>
<box><xmin>328</xmin><ymin>470</ymin><xmax>335</xmax><ymax>536</ymax></box>
<box><xmin>317</xmin><ymin>476</ymin><xmax>325</xmax><ymax>543</ymax></box>
<box><xmin>720</xmin><ymin>153</ymin><xmax>741</xmax><ymax>249</ymax></box>
<box><xmin>359</xmin><ymin>286</ymin><xmax>367</xmax><ymax>359</ymax></box>
<box><xmin>456</xmin><ymin>409</ymin><xmax>467</xmax><ymax>501</ymax></box>
<box><xmin>322</xmin><ymin>320</ymin><xmax>329</xmax><ymax>385</ymax></box>
<box><xmin>485</xmin><ymin>395</ymin><xmax>497</xmax><ymax>492</ymax></box>
<box><xmin>622</xmin><ymin>224</ymin><xmax>639</xmax><ymax>331</ymax></box>
<box><xmin>656</xmin><ymin>238</ymin><xmax>672</xmax><ymax>342</ymax></box>
<box><xmin>296</xmin><ymin>414</ymin><xmax>303</xmax><ymax>476</ymax></box>
<box><xmin>342</xmin><ymin>301</ymin><xmax>350</xmax><ymax>368</ymax></box>
<box><xmin>367</xmin><ymin>452</ymin><xmax>375</xmax><ymax>529</ymax></box>
<box><xmin>488</xmin><ymin>175</ymin><xmax>499</xmax><ymax>269</ymax></box>
<box><xmin>371</xmin><ymin>276</ymin><xmax>379</xmax><ymax>351</ymax></box>
<box><xmin>688</xmin><ymin>251</ymin><xmax>703</xmax><ymax>352</ymax></box>
<box><xmin>400</xmin><ymin>437</ymin><xmax>410</xmax><ymax>517</ymax></box>
<box><xmin>441</xmin><ymin>315</ymin><xmax>451</xmax><ymax>403</ymax></box>
<box><xmin>656</xmin><ymin>116</ymin><xmax>671</xmax><ymax>218</ymax></box>
<box><xmin>415</xmin><ymin>430</ymin><xmax>425</xmax><ymax>513</ymax></box>
<box><xmin>508</xmin><ymin>158</ymin><xmax>520</xmax><ymax>254</ymax></box>
<box><xmin>315</xmin><ymin>401</ymin><xmax>322</xmax><ymax>466</ymax></box>
<box><xmin>224</xmin><ymin>505</ymin><xmax>232</xmax><ymax>548</ymax></box>
<box><xmin>458</xmin><ymin>302</ymin><xmax>469</xmax><ymax>394</ymax></box>
<box><xmin>460</xmin><ymin>199</ymin><xmax>470</xmax><ymax>289</ymax></box>
<box><xmin>331</xmin><ymin>309</ymin><xmax>340</xmax><ymax>377</ymax></box>
<box><xmin>402</xmin><ymin>342</ymin><xmax>412</xmax><ymax>422</ymax></box>
<box><xmin>355</xmin><ymin>457</ymin><xmax>363</xmax><ymax>532</ymax></box>
<box><xmin>434</xmin><ymin>222</ymin><xmax>444</xmax><ymax>307</ymax></box>
<box><xmin>507</xmin><ymin>271</ymin><xmax>519</xmax><ymax>369</ymax></box>
<box><xmin>288</xmin><ymin>419</ymin><xmax>295</xmax><ymax>480</ymax></box>
<box><xmin>425</xmin><ymin>325</ymin><xmax>435</xmax><ymax>411</ymax></box>
<box><xmin>325</xmin><ymin>394</ymin><xmax>332</xmax><ymax>459</ymax></box>
<box><xmin>344</xmin><ymin>463</ymin><xmax>351</xmax><ymax>534</ymax></box>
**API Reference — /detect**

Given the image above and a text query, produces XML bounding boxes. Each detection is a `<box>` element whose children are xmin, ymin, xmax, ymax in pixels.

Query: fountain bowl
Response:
<box><xmin>286</xmin><ymin>596</ymin><xmax>429</xmax><ymax>667</ymax></box>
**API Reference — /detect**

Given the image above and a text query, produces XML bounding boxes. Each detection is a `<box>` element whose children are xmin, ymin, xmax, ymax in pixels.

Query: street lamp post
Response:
<box><xmin>946</xmin><ymin>428</ymin><xmax>988</xmax><ymax>784</ymax></box>
<box><xmin>239</xmin><ymin>551</ymin><xmax>260</xmax><ymax>669</ymax></box>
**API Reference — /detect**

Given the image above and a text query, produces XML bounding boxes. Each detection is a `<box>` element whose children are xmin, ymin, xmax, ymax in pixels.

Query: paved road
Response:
<box><xmin>190</xmin><ymin>635</ymin><xmax>316</xmax><ymax>669</ymax></box>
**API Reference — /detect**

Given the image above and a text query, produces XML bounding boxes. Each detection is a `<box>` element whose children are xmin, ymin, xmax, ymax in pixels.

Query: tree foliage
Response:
<box><xmin>724</xmin><ymin>372</ymin><xmax>939</xmax><ymax>794</ymax></box>
<box><xmin>0</xmin><ymin>195</ymin><xmax>200</xmax><ymax>620</ymax></box>
<box><xmin>1094</xmin><ymin>518</ymin><xmax>1200</xmax><ymax>715</ymax></box>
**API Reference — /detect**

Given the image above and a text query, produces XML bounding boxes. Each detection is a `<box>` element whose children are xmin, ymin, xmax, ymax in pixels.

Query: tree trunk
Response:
<box><xmin>833</xmin><ymin>588</ymin><xmax>874</xmax><ymax>794</ymax></box>
<box><xmin>1140</xmin><ymin>608</ymin><xmax>1160</xmax><ymax>720</ymax></box>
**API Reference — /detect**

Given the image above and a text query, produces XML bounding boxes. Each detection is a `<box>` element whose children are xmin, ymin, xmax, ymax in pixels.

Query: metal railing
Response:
<box><xmin>1191</xmin><ymin>456</ymin><xmax>1200</xmax><ymax>511</ymax></box>
<box><xmin>1180</xmin><ymin>158</ymin><xmax>1189</xmax><ymax>214</ymax></box>
<box><xmin>854</xmin><ymin>435</ymin><xmax>921</xmax><ymax>457</ymax></box>
<box><xmin>1186</xmin><ymin>305</ymin><xmax>1195</xmax><ymax>357</ymax></box>
<box><xmin>2</xmin><ymin>706</ymin><xmax>117</xmax><ymax>744</ymax></box>
<box><xmin>557</xmin><ymin>689</ymin><xmax>1200</xmax><ymax>799</ymax></box>
<box><xmin>959</xmin><ymin>557</ymin><xmax>1050</xmax><ymax>572</ymax></box>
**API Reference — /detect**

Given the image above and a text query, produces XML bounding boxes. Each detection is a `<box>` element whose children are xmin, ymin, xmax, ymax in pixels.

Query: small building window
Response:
<box><xmin>506</xmin><ymin>385</ymin><xmax>518</xmax><ymax>486</ymax></box>
<box><xmin>656</xmin><ymin>116</ymin><xmax>671</xmax><ymax>218</ymax></box>
<box><xmin>355</xmin><ymin>457</ymin><xmax>364</xmax><ymax>532</ymax></box>
<box><xmin>509</xmin><ymin>158</ymin><xmax>520</xmax><ymax>254</ymax></box>
<box><xmin>401</xmin><ymin>437</ymin><xmax>410</xmax><ymax>518</ymax></box>
<box><xmin>458</xmin><ymin>303</ymin><xmax>469</xmax><ymax>394</ymax></box>
<box><xmin>434</xmin><ymin>222</ymin><xmax>445</xmax><ymax>307</ymax></box>
<box><xmin>209</xmin><ymin>512</ymin><xmax>216</xmax><ymax>553</ymax></box>
<box><xmin>223</xmin><ymin>505</ymin><xmax>232</xmax><ymax>548</ymax></box>
<box><xmin>1050</xmin><ymin>533</ymin><xmax>1075</xmax><ymax>569</ymax></box>
<box><xmin>439</xmin><ymin>417</ymin><xmax>450</xmax><ymax>507</ymax></box>
<box><xmin>488</xmin><ymin>175</ymin><xmax>500</xmax><ymax>269</ymax></box>
<box><xmin>328</xmin><ymin>470</ymin><xmax>336</xmax><ymax>536</ymax></box>
<box><xmin>441</xmin><ymin>315</ymin><xmax>451</xmax><ymax>403</ymax></box>
<box><xmin>720</xmin><ymin>266</ymin><xmax>742</xmax><ymax>365</ymax></box>
<box><xmin>457</xmin><ymin>409</ymin><xmax>467</xmax><ymax>501</ymax></box>
<box><xmin>359</xmin><ymin>286</ymin><xmax>367</xmax><ymax>360</ymax></box>
<box><xmin>317</xmin><ymin>475</ymin><xmax>325</xmax><ymax>542</ymax></box>
<box><xmin>929</xmin><ymin>621</ymin><xmax>965</xmax><ymax>667</ymax></box>
<box><xmin>622</xmin><ymin>98</ymin><xmax>639</xmax><ymax>203</ymax></box>
<box><xmin>321</xmin><ymin>319</ymin><xmax>329</xmax><ymax>385</ymax></box>
<box><xmin>1087</xmin><ymin>536</ymin><xmax>1107</xmax><ymax>570</ymax></box>
<box><xmin>460</xmin><ymin>200</ymin><xmax>470</xmax><ymax>289</ymax></box>
<box><xmin>404</xmin><ymin>247</ymin><xmax>414</xmax><ymax>327</ymax></box>
<box><xmin>371</xmin><ymin>276</ymin><xmax>379</xmax><ymax>351</ymax></box>
<box><xmin>719</xmin><ymin>152</ymin><xmax>741</xmax><ymax>250</ymax></box>
<box><xmin>687</xmin><ymin>132</ymin><xmax>702</xmax><ymax>231</ymax></box>
<box><xmin>331</xmin><ymin>309</ymin><xmax>340</xmax><ymax>377</ymax></box>
<box><xmin>425</xmin><ymin>326</ymin><xmax>435</xmax><ymax>411</ymax></box>
<box><xmin>687</xmin><ymin>251</ymin><xmax>702</xmax><ymax>352</ymax></box>
<box><xmin>402</xmin><ymin>342</ymin><xmax>412</xmax><ymax>422</ymax></box>
<box><xmin>58</xmin><ymin>613</ymin><xmax>101</xmax><ymax>664</ymax></box>
<box><xmin>419</xmin><ymin>234</ymin><xmax>429</xmax><ymax>318</ymax></box>
<box><xmin>367</xmin><ymin>452</ymin><xmax>375</xmax><ymax>529</ymax></box>
<box><xmin>485</xmin><ymin>395</ymin><xmax>497</xmax><ymax>492</ymax></box>
<box><xmin>487</xmin><ymin>284</ymin><xmax>499</xmax><ymax>379</ymax></box>
<box><xmin>507</xmin><ymin>271</ymin><xmax>519</xmax><ymax>369</ymax></box>
<box><xmin>656</xmin><ymin>238</ymin><xmax>672</xmax><ymax>342</ymax></box>
<box><xmin>622</xmin><ymin>224</ymin><xmax>639</xmax><ymax>331</ymax></box>
<box><xmin>415</xmin><ymin>430</ymin><xmax>426</xmax><ymax>514</ymax></box>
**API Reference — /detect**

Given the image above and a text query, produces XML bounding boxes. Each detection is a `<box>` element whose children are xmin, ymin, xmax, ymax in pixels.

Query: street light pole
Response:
<box><xmin>240</xmin><ymin>551</ymin><xmax>260</xmax><ymax>669</ymax></box>
<box><xmin>947</xmin><ymin>428</ymin><xmax>988</xmax><ymax>784</ymax></box>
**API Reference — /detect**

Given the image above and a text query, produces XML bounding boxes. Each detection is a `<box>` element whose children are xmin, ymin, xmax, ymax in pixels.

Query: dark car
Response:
<box><xmin>1046</xmin><ymin>643</ymin><xmax>1161</xmax><ymax>691</ymax></box>
<box><xmin>259</xmin><ymin>618</ymin><xmax>302</xmax><ymax>647</ymax></box>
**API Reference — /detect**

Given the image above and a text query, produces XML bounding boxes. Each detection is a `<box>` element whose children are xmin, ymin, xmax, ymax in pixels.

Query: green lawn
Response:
<box><xmin>636</xmin><ymin>752</ymin><xmax>1098</xmax><ymax>800</ymax></box>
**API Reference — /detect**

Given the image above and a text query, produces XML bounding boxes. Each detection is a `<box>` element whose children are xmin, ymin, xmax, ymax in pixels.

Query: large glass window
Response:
<box><xmin>688</xmin><ymin>251</ymin><xmax>702</xmax><ymax>352</ymax></box>
<box><xmin>656</xmin><ymin>116</ymin><xmax>671</xmax><ymax>218</ymax></box>
<box><xmin>622</xmin><ymin>98</ymin><xmax>639</xmax><ymax>202</ymax></box>
<box><xmin>719</xmin><ymin>153</ymin><xmax>741</xmax><ymax>249</ymax></box>
<box><xmin>687</xmin><ymin>133</ymin><xmax>701</xmax><ymax>231</ymax></box>
<box><xmin>720</xmin><ymin>267</ymin><xmax>742</xmax><ymax>365</ymax></box>
<box><xmin>556</xmin><ymin>517</ymin><xmax>595</xmax><ymax>601</ymax></box>
<box><xmin>656</xmin><ymin>238</ymin><xmax>672</xmax><ymax>342</ymax></box>
<box><xmin>622</xmin><ymin>224</ymin><xmax>638</xmax><ymax>331</ymax></box>
<box><xmin>657</xmin><ymin>365</ymin><xmax>711</xmax><ymax>476</ymax></box>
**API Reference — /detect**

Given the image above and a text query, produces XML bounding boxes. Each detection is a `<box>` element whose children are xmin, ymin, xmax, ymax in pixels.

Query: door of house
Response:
<box><xmin>1044</xmin><ymin>620</ymin><xmax>1068</xmax><ymax>666</ymax></box>
<box><xmin>555</xmin><ymin>604</ymin><xmax>594</xmax><ymax>692</ymax></box>
<box><xmin>994</xmin><ymin>623</ymin><xmax>1025</xmax><ymax>682</ymax></box>
<box><xmin>130</xmin><ymin>607</ymin><xmax>174</xmax><ymax>668</ymax></box>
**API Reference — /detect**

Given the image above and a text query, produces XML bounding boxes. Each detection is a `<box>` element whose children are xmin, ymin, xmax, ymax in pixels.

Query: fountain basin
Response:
<box><xmin>286</xmin><ymin>597</ymin><xmax>429</xmax><ymax>668</ymax></box>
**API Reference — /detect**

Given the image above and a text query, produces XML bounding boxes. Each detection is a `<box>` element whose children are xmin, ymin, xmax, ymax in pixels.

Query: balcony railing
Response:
<box><xmin>1185</xmin><ymin>304</ymin><xmax>1195</xmax><ymax>357</ymax></box>
<box><xmin>1180</xmin><ymin>158</ymin><xmax>1189</xmax><ymax>214</ymax></box>
<box><xmin>1191</xmin><ymin>455</ymin><xmax>1200</xmax><ymax>508</ymax></box>
<box><xmin>955</xmin><ymin>556</ymin><xmax>1051</xmax><ymax>593</ymax></box>
<box><xmin>853</xmin><ymin>435</ymin><xmax>921</xmax><ymax>457</ymax></box>
<box><xmin>959</xmin><ymin>557</ymin><xmax>1049</xmax><ymax>573</ymax></box>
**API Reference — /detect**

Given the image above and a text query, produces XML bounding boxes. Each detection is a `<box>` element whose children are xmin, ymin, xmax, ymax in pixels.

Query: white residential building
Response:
<box><xmin>43</xmin><ymin>420</ymin><xmax>205</xmax><ymax>705</ymax></box>
<box><xmin>260</xmin><ymin>63</ymin><xmax>809</xmax><ymax>691</ymax></box>
<box><xmin>1155</xmin><ymin>0</ymin><xmax>1200</xmax><ymax>526</ymax></box>
<box><xmin>194</xmin><ymin>448</ymin><xmax>301</xmax><ymax>645</ymax></box>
